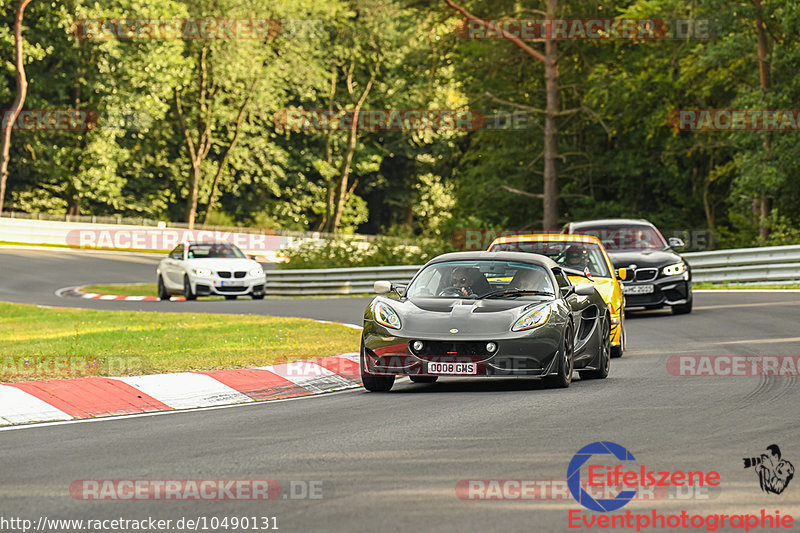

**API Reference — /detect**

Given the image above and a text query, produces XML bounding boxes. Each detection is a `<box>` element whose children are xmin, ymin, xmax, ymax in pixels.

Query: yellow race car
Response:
<box><xmin>487</xmin><ymin>234</ymin><xmax>626</xmax><ymax>357</ymax></box>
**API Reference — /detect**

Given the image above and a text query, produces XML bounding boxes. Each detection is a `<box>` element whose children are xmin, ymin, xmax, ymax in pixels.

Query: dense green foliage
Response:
<box><xmin>2</xmin><ymin>0</ymin><xmax>799</xmax><ymax>250</ymax></box>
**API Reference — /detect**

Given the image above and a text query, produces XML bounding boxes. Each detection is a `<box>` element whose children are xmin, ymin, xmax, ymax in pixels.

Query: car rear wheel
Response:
<box><xmin>409</xmin><ymin>376</ymin><xmax>438</xmax><ymax>384</ymax></box>
<box><xmin>225</xmin><ymin>295</ymin><xmax>237</xmax><ymax>300</ymax></box>
<box><xmin>157</xmin><ymin>275</ymin><xmax>169</xmax><ymax>301</ymax></box>
<box><xmin>671</xmin><ymin>297</ymin><xmax>692</xmax><ymax>315</ymax></box>
<box><xmin>183</xmin><ymin>275</ymin><xmax>196</xmax><ymax>301</ymax></box>
<box><xmin>547</xmin><ymin>324</ymin><xmax>574</xmax><ymax>388</ymax></box>
<box><xmin>580</xmin><ymin>317</ymin><xmax>610</xmax><ymax>380</ymax></box>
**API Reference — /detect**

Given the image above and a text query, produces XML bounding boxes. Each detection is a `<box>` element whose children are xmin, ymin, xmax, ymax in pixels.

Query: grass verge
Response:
<box><xmin>693</xmin><ymin>282</ymin><xmax>800</xmax><ymax>290</ymax></box>
<box><xmin>0</xmin><ymin>301</ymin><xmax>361</xmax><ymax>382</ymax></box>
<box><xmin>82</xmin><ymin>283</ymin><xmax>158</xmax><ymax>297</ymax></box>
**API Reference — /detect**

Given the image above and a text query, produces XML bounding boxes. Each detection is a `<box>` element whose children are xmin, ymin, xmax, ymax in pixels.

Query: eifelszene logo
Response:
<box><xmin>743</xmin><ymin>445</ymin><xmax>794</xmax><ymax>494</ymax></box>
<box><xmin>567</xmin><ymin>441</ymin><xmax>721</xmax><ymax>512</ymax></box>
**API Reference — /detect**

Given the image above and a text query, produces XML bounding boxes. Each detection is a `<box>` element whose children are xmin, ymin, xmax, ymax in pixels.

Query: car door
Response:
<box><xmin>163</xmin><ymin>244</ymin><xmax>185</xmax><ymax>289</ymax></box>
<box><xmin>556</xmin><ymin>269</ymin><xmax>596</xmax><ymax>357</ymax></box>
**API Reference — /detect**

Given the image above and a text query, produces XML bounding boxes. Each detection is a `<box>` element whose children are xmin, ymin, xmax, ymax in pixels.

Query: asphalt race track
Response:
<box><xmin>2</xmin><ymin>247</ymin><xmax>800</xmax><ymax>532</ymax></box>
<box><xmin>0</xmin><ymin>247</ymin><xmax>369</xmax><ymax>323</ymax></box>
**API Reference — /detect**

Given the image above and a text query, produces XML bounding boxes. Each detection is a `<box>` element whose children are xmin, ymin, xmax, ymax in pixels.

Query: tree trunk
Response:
<box><xmin>753</xmin><ymin>0</ymin><xmax>771</xmax><ymax>241</ymax></box>
<box><xmin>202</xmin><ymin>80</ymin><xmax>256</xmax><ymax>226</ymax></box>
<box><xmin>542</xmin><ymin>0</ymin><xmax>559</xmax><ymax>231</ymax></box>
<box><xmin>325</xmin><ymin>60</ymin><xmax>379</xmax><ymax>233</ymax></box>
<box><xmin>0</xmin><ymin>0</ymin><xmax>33</xmax><ymax>215</ymax></box>
<box><xmin>443</xmin><ymin>0</ymin><xmax>558</xmax><ymax>231</ymax></box>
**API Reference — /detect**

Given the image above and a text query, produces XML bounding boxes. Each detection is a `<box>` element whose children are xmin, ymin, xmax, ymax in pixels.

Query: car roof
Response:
<box><xmin>489</xmin><ymin>233</ymin><xmax>603</xmax><ymax>246</ymax></box>
<box><xmin>567</xmin><ymin>218</ymin><xmax>654</xmax><ymax>229</ymax></box>
<box><xmin>425</xmin><ymin>250</ymin><xmax>560</xmax><ymax>269</ymax></box>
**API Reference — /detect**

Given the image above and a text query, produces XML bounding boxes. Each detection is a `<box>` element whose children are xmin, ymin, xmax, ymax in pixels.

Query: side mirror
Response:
<box><xmin>574</xmin><ymin>283</ymin><xmax>596</xmax><ymax>296</ymax></box>
<box><xmin>374</xmin><ymin>280</ymin><xmax>392</xmax><ymax>294</ymax></box>
<box><xmin>617</xmin><ymin>268</ymin><xmax>628</xmax><ymax>281</ymax></box>
<box><xmin>395</xmin><ymin>284</ymin><xmax>407</xmax><ymax>297</ymax></box>
<box><xmin>668</xmin><ymin>237</ymin><xmax>685</xmax><ymax>250</ymax></box>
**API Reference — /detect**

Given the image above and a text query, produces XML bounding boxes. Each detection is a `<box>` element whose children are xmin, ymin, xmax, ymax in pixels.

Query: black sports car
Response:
<box><xmin>360</xmin><ymin>251</ymin><xmax>612</xmax><ymax>392</ymax></box>
<box><xmin>562</xmin><ymin>218</ymin><xmax>692</xmax><ymax>314</ymax></box>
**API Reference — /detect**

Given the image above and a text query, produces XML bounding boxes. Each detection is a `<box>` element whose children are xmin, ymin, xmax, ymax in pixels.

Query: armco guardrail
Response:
<box><xmin>265</xmin><ymin>245</ymin><xmax>800</xmax><ymax>295</ymax></box>
<box><xmin>266</xmin><ymin>265</ymin><xmax>421</xmax><ymax>296</ymax></box>
<box><xmin>684</xmin><ymin>245</ymin><xmax>800</xmax><ymax>284</ymax></box>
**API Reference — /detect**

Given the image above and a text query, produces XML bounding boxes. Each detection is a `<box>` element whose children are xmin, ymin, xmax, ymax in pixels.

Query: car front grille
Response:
<box><xmin>234</xmin><ymin>271</ymin><xmax>246</xmax><ymax>278</ymax></box>
<box><xmin>412</xmin><ymin>341</ymin><xmax>493</xmax><ymax>362</ymax></box>
<box><xmin>217</xmin><ymin>286</ymin><xmax>246</xmax><ymax>293</ymax></box>
<box><xmin>217</xmin><ymin>271</ymin><xmax>231</xmax><ymax>278</ymax></box>
<box><xmin>634</xmin><ymin>268</ymin><xmax>658</xmax><ymax>282</ymax></box>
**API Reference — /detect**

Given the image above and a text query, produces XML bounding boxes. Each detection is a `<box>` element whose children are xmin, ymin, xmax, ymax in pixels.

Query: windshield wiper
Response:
<box><xmin>477</xmin><ymin>289</ymin><xmax>554</xmax><ymax>299</ymax></box>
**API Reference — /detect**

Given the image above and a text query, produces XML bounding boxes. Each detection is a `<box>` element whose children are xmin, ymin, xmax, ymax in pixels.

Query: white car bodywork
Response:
<box><xmin>157</xmin><ymin>241</ymin><xmax>266</xmax><ymax>300</ymax></box>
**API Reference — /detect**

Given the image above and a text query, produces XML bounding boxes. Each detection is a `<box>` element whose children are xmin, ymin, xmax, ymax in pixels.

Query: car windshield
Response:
<box><xmin>489</xmin><ymin>240</ymin><xmax>611</xmax><ymax>278</ymax></box>
<box><xmin>405</xmin><ymin>260</ymin><xmax>555</xmax><ymax>299</ymax></box>
<box><xmin>187</xmin><ymin>242</ymin><xmax>245</xmax><ymax>259</ymax></box>
<box><xmin>571</xmin><ymin>226</ymin><xmax>667</xmax><ymax>251</ymax></box>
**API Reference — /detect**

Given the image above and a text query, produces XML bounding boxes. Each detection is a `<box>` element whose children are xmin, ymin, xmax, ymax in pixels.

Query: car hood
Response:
<box><xmin>607</xmin><ymin>250</ymin><xmax>682</xmax><ymax>270</ymax></box>
<box><xmin>375</xmin><ymin>297</ymin><xmax>552</xmax><ymax>337</ymax></box>
<box><xmin>180</xmin><ymin>258</ymin><xmax>260</xmax><ymax>271</ymax></box>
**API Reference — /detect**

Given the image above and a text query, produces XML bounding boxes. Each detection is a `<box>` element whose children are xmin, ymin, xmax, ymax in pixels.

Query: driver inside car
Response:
<box><xmin>565</xmin><ymin>247</ymin><xmax>589</xmax><ymax>270</ymax></box>
<box><xmin>448</xmin><ymin>267</ymin><xmax>476</xmax><ymax>297</ymax></box>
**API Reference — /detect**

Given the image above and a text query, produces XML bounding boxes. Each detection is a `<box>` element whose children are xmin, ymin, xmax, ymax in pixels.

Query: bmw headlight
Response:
<box><xmin>374</xmin><ymin>301</ymin><xmax>401</xmax><ymax>330</ymax></box>
<box><xmin>511</xmin><ymin>305</ymin><xmax>551</xmax><ymax>332</ymax></box>
<box><xmin>192</xmin><ymin>267</ymin><xmax>212</xmax><ymax>276</ymax></box>
<box><xmin>662</xmin><ymin>262</ymin><xmax>686</xmax><ymax>276</ymax></box>
<box><xmin>249</xmin><ymin>267</ymin><xmax>264</xmax><ymax>277</ymax></box>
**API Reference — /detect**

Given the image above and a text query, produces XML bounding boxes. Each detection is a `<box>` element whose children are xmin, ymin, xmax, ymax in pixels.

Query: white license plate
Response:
<box><xmin>623</xmin><ymin>284</ymin><xmax>654</xmax><ymax>295</ymax></box>
<box><xmin>221</xmin><ymin>280</ymin><xmax>243</xmax><ymax>287</ymax></box>
<box><xmin>428</xmin><ymin>362</ymin><xmax>477</xmax><ymax>375</ymax></box>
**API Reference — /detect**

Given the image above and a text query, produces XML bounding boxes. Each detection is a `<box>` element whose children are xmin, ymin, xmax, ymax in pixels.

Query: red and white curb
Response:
<box><xmin>55</xmin><ymin>285</ymin><xmax>183</xmax><ymax>301</ymax></box>
<box><xmin>0</xmin><ymin>353</ymin><xmax>361</xmax><ymax>426</ymax></box>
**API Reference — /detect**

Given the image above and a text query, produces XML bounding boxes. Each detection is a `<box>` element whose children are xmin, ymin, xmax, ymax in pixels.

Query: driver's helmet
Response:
<box><xmin>565</xmin><ymin>247</ymin><xmax>588</xmax><ymax>268</ymax></box>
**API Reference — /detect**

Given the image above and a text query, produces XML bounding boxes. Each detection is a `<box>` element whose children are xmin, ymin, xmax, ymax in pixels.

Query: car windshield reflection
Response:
<box><xmin>405</xmin><ymin>261</ymin><xmax>555</xmax><ymax>299</ymax></box>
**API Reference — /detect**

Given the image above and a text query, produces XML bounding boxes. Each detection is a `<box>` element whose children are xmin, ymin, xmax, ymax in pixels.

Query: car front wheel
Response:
<box><xmin>157</xmin><ymin>275</ymin><xmax>169</xmax><ymax>301</ymax></box>
<box><xmin>183</xmin><ymin>275</ymin><xmax>197</xmax><ymax>301</ymax></box>
<box><xmin>547</xmin><ymin>324</ymin><xmax>574</xmax><ymax>388</ymax></box>
<box><xmin>671</xmin><ymin>297</ymin><xmax>692</xmax><ymax>315</ymax></box>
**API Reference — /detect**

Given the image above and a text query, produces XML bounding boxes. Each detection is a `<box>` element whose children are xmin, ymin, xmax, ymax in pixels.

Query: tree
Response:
<box><xmin>0</xmin><ymin>0</ymin><xmax>32</xmax><ymax>215</ymax></box>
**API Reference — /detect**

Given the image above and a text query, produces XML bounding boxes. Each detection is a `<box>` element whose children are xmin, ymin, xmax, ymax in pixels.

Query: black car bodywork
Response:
<box><xmin>360</xmin><ymin>251</ymin><xmax>611</xmax><ymax>392</ymax></box>
<box><xmin>563</xmin><ymin>218</ymin><xmax>692</xmax><ymax>314</ymax></box>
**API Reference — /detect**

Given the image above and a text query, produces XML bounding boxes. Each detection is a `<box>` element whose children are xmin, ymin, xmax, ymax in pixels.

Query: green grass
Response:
<box><xmin>0</xmin><ymin>301</ymin><xmax>361</xmax><ymax>382</ymax></box>
<box><xmin>694</xmin><ymin>282</ymin><xmax>800</xmax><ymax>290</ymax></box>
<box><xmin>82</xmin><ymin>283</ymin><xmax>158</xmax><ymax>296</ymax></box>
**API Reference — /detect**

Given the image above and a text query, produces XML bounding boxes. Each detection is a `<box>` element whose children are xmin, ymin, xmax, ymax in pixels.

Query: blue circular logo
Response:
<box><xmin>567</xmin><ymin>441</ymin><xmax>637</xmax><ymax>512</ymax></box>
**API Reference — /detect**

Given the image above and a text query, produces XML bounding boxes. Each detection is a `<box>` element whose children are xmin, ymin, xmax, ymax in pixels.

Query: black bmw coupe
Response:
<box><xmin>360</xmin><ymin>251</ymin><xmax>612</xmax><ymax>392</ymax></box>
<box><xmin>563</xmin><ymin>218</ymin><xmax>692</xmax><ymax>315</ymax></box>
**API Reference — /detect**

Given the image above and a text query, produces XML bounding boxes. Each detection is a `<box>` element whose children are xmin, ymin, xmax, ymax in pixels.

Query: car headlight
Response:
<box><xmin>249</xmin><ymin>267</ymin><xmax>264</xmax><ymax>277</ymax></box>
<box><xmin>374</xmin><ymin>301</ymin><xmax>401</xmax><ymax>330</ymax></box>
<box><xmin>511</xmin><ymin>305</ymin><xmax>551</xmax><ymax>332</ymax></box>
<box><xmin>662</xmin><ymin>262</ymin><xmax>686</xmax><ymax>276</ymax></box>
<box><xmin>192</xmin><ymin>268</ymin><xmax>212</xmax><ymax>276</ymax></box>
